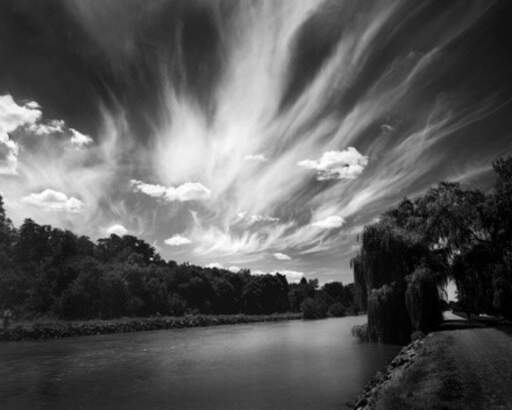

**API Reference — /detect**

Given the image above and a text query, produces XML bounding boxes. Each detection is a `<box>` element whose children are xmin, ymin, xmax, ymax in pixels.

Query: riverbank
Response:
<box><xmin>0</xmin><ymin>312</ymin><xmax>302</xmax><ymax>341</ymax></box>
<box><xmin>350</xmin><ymin>336</ymin><xmax>425</xmax><ymax>409</ymax></box>
<box><xmin>351</xmin><ymin>325</ymin><xmax>512</xmax><ymax>410</ymax></box>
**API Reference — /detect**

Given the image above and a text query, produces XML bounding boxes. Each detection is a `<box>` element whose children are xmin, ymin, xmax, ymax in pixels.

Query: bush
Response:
<box><xmin>167</xmin><ymin>293</ymin><xmax>187</xmax><ymax>316</ymax></box>
<box><xmin>351</xmin><ymin>323</ymin><xmax>369</xmax><ymax>342</ymax></box>
<box><xmin>328</xmin><ymin>302</ymin><xmax>346</xmax><ymax>317</ymax></box>
<box><xmin>301</xmin><ymin>297</ymin><xmax>328</xmax><ymax>319</ymax></box>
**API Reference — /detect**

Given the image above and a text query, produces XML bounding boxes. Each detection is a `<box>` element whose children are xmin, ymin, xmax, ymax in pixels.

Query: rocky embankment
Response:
<box><xmin>351</xmin><ymin>336</ymin><xmax>425</xmax><ymax>410</ymax></box>
<box><xmin>0</xmin><ymin>313</ymin><xmax>302</xmax><ymax>341</ymax></box>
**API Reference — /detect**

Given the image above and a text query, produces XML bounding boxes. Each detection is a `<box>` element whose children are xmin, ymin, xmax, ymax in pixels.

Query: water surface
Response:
<box><xmin>0</xmin><ymin>316</ymin><xmax>399</xmax><ymax>410</ymax></box>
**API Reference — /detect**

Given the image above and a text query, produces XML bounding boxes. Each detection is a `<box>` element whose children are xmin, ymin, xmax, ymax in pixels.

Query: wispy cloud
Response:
<box><xmin>0</xmin><ymin>0</ymin><xmax>507</xmax><ymax>284</ymax></box>
<box><xmin>311</xmin><ymin>216</ymin><xmax>345</xmax><ymax>229</ymax></box>
<box><xmin>244</xmin><ymin>154</ymin><xmax>267</xmax><ymax>162</ymax></box>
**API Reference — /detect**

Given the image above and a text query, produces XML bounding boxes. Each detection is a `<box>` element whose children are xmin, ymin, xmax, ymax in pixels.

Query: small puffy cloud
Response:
<box><xmin>131</xmin><ymin>179</ymin><xmax>211</xmax><ymax>202</ymax></box>
<box><xmin>164</xmin><ymin>234</ymin><xmax>192</xmax><ymax>246</ymax></box>
<box><xmin>273</xmin><ymin>252</ymin><xmax>291</xmax><ymax>260</ymax></box>
<box><xmin>131</xmin><ymin>180</ymin><xmax>167</xmax><ymax>197</ymax></box>
<box><xmin>253</xmin><ymin>269</ymin><xmax>304</xmax><ymax>282</ymax></box>
<box><xmin>0</xmin><ymin>94</ymin><xmax>42</xmax><ymax>175</ymax></box>
<box><xmin>0</xmin><ymin>132</ymin><xmax>19</xmax><ymax>175</ymax></box>
<box><xmin>272</xmin><ymin>270</ymin><xmax>304</xmax><ymax>283</ymax></box>
<box><xmin>206</xmin><ymin>262</ymin><xmax>224</xmax><ymax>269</ymax></box>
<box><xmin>70</xmin><ymin>128</ymin><xmax>93</xmax><ymax>147</ymax></box>
<box><xmin>28</xmin><ymin>119</ymin><xmax>65</xmax><ymax>136</ymax></box>
<box><xmin>311</xmin><ymin>215</ymin><xmax>345</xmax><ymax>229</ymax></box>
<box><xmin>244</xmin><ymin>154</ymin><xmax>267</xmax><ymax>162</ymax></box>
<box><xmin>167</xmin><ymin>182</ymin><xmax>211</xmax><ymax>201</ymax></box>
<box><xmin>298</xmin><ymin>147</ymin><xmax>368</xmax><ymax>181</ymax></box>
<box><xmin>0</xmin><ymin>94</ymin><xmax>41</xmax><ymax>134</ymax></box>
<box><xmin>21</xmin><ymin>189</ymin><xmax>84</xmax><ymax>213</ymax></box>
<box><xmin>106</xmin><ymin>224</ymin><xmax>128</xmax><ymax>236</ymax></box>
<box><xmin>205</xmin><ymin>263</ymin><xmax>240</xmax><ymax>272</ymax></box>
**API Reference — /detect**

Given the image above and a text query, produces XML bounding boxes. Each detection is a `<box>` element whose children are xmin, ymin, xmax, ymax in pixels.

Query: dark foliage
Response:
<box><xmin>0</xmin><ymin>198</ymin><xmax>356</xmax><ymax>320</ymax></box>
<box><xmin>353</xmin><ymin>156</ymin><xmax>512</xmax><ymax>343</ymax></box>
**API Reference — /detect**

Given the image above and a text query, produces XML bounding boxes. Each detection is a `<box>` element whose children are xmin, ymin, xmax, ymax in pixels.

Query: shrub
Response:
<box><xmin>301</xmin><ymin>297</ymin><xmax>328</xmax><ymax>319</ymax></box>
<box><xmin>351</xmin><ymin>323</ymin><xmax>369</xmax><ymax>342</ymax></box>
<box><xmin>168</xmin><ymin>293</ymin><xmax>187</xmax><ymax>316</ymax></box>
<box><xmin>328</xmin><ymin>302</ymin><xmax>346</xmax><ymax>317</ymax></box>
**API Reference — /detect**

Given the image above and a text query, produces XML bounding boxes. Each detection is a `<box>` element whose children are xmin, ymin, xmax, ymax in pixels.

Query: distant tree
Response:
<box><xmin>328</xmin><ymin>302</ymin><xmax>346</xmax><ymax>317</ymax></box>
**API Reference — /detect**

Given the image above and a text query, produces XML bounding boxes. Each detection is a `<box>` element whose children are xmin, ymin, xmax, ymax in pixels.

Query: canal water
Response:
<box><xmin>0</xmin><ymin>316</ymin><xmax>400</xmax><ymax>409</ymax></box>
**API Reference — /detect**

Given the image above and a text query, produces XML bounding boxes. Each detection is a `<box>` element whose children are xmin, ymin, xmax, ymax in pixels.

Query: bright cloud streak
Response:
<box><xmin>244</xmin><ymin>154</ymin><xmax>267</xmax><ymax>162</ymax></box>
<box><xmin>312</xmin><ymin>216</ymin><xmax>345</xmax><ymax>229</ymax></box>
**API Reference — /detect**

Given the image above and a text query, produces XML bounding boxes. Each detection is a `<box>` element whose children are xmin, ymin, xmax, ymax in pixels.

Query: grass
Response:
<box><xmin>374</xmin><ymin>334</ymin><xmax>471</xmax><ymax>410</ymax></box>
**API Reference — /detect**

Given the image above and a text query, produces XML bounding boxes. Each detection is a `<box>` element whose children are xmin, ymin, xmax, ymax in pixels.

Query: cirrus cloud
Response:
<box><xmin>311</xmin><ymin>215</ymin><xmax>345</xmax><ymax>229</ymax></box>
<box><xmin>244</xmin><ymin>154</ymin><xmax>267</xmax><ymax>162</ymax></box>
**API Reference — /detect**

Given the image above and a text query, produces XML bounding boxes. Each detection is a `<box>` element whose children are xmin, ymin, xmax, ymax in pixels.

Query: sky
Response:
<box><xmin>1</xmin><ymin>0</ymin><xmax>512</xmax><ymax>284</ymax></box>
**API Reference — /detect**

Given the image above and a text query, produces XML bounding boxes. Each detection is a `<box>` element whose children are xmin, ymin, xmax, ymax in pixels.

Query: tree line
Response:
<box><xmin>353</xmin><ymin>157</ymin><xmax>512</xmax><ymax>344</ymax></box>
<box><xmin>0</xmin><ymin>200</ymin><xmax>356</xmax><ymax>320</ymax></box>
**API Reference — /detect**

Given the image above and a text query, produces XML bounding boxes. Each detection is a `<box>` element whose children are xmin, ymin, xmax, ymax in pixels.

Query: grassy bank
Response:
<box><xmin>361</xmin><ymin>334</ymin><xmax>461</xmax><ymax>410</ymax></box>
<box><xmin>353</xmin><ymin>325</ymin><xmax>512</xmax><ymax>410</ymax></box>
<box><xmin>0</xmin><ymin>312</ymin><xmax>302</xmax><ymax>341</ymax></box>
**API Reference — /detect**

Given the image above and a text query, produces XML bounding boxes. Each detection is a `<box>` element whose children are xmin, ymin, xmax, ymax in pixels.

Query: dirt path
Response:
<box><xmin>373</xmin><ymin>326</ymin><xmax>512</xmax><ymax>410</ymax></box>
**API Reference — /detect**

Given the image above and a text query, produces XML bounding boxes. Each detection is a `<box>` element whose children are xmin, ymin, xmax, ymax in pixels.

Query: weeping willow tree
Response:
<box><xmin>351</xmin><ymin>254</ymin><xmax>367</xmax><ymax>311</ymax></box>
<box><xmin>353</xmin><ymin>157</ymin><xmax>512</xmax><ymax>343</ymax></box>
<box><xmin>352</xmin><ymin>183</ymin><xmax>474</xmax><ymax>343</ymax></box>
<box><xmin>354</xmin><ymin>221</ymin><xmax>432</xmax><ymax>343</ymax></box>
<box><xmin>405</xmin><ymin>267</ymin><xmax>443</xmax><ymax>333</ymax></box>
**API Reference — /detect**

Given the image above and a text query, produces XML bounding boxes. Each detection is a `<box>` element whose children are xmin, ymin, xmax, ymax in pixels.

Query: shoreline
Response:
<box><xmin>0</xmin><ymin>312</ymin><xmax>303</xmax><ymax>341</ymax></box>
<box><xmin>350</xmin><ymin>324</ymin><xmax>512</xmax><ymax>409</ymax></box>
<box><xmin>350</xmin><ymin>336</ymin><xmax>425</xmax><ymax>409</ymax></box>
